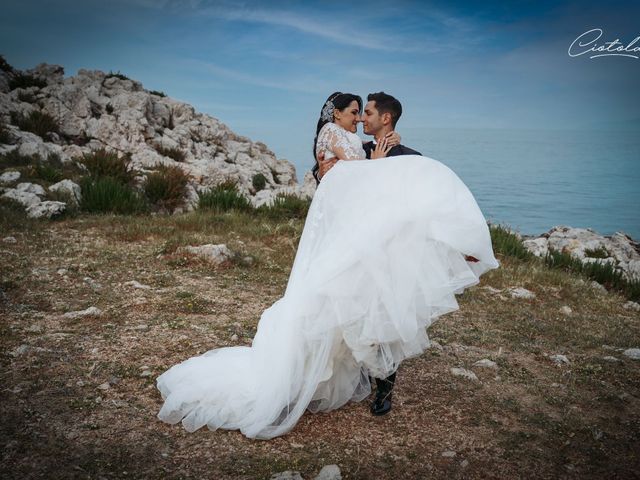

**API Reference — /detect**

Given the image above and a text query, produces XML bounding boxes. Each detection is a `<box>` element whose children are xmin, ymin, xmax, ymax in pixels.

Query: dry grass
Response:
<box><xmin>1</xmin><ymin>211</ymin><xmax>639</xmax><ymax>479</ymax></box>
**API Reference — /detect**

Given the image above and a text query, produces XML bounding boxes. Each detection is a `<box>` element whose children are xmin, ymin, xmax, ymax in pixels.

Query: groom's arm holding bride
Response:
<box><xmin>314</xmin><ymin>132</ymin><xmax>399</xmax><ymax>183</ymax></box>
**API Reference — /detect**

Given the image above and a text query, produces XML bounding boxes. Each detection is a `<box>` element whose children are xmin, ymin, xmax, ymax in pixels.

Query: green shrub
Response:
<box><xmin>79</xmin><ymin>149</ymin><xmax>136</xmax><ymax>185</ymax></box>
<box><xmin>544</xmin><ymin>248</ymin><xmax>638</xmax><ymax>301</ymax></box>
<box><xmin>106</xmin><ymin>71</ymin><xmax>130</xmax><ymax>81</ymax></box>
<box><xmin>79</xmin><ymin>176</ymin><xmax>148</xmax><ymax>215</ymax></box>
<box><xmin>256</xmin><ymin>193</ymin><xmax>310</xmax><ymax>219</ymax></box>
<box><xmin>0</xmin><ymin>196</ymin><xmax>33</xmax><ymax>230</ymax></box>
<box><xmin>155</xmin><ymin>144</ymin><xmax>186</xmax><ymax>162</ymax></box>
<box><xmin>584</xmin><ymin>246</ymin><xmax>609</xmax><ymax>259</ymax></box>
<box><xmin>270</xmin><ymin>167</ymin><xmax>280</xmax><ymax>184</ymax></box>
<box><xmin>252</xmin><ymin>173</ymin><xmax>267</xmax><ymax>192</ymax></box>
<box><xmin>197</xmin><ymin>181</ymin><xmax>252</xmax><ymax>212</ymax></box>
<box><xmin>0</xmin><ymin>55</ymin><xmax>14</xmax><ymax>73</ymax></box>
<box><xmin>106</xmin><ymin>104</ymin><xmax>114</xmax><ymax>115</ymax></box>
<box><xmin>17</xmin><ymin>91</ymin><xmax>36</xmax><ymax>103</ymax></box>
<box><xmin>34</xmin><ymin>161</ymin><xmax>63</xmax><ymax>183</ymax></box>
<box><xmin>9</xmin><ymin>73</ymin><xmax>46</xmax><ymax>90</ymax></box>
<box><xmin>149</xmin><ymin>90</ymin><xmax>166</xmax><ymax>97</ymax></box>
<box><xmin>10</xmin><ymin>110</ymin><xmax>59</xmax><ymax>138</ymax></box>
<box><xmin>143</xmin><ymin>164</ymin><xmax>190</xmax><ymax>212</ymax></box>
<box><xmin>0</xmin><ymin>120</ymin><xmax>12</xmax><ymax>145</ymax></box>
<box><xmin>489</xmin><ymin>224</ymin><xmax>534</xmax><ymax>261</ymax></box>
<box><xmin>0</xmin><ymin>149</ymin><xmax>39</xmax><ymax>168</ymax></box>
<box><xmin>625</xmin><ymin>279</ymin><xmax>640</xmax><ymax>302</ymax></box>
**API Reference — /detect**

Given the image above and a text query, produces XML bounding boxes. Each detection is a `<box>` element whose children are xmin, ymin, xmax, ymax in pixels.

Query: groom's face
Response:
<box><xmin>362</xmin><ymin>101</ymin><xmax>384</xmax><ymax>136</ymax></box>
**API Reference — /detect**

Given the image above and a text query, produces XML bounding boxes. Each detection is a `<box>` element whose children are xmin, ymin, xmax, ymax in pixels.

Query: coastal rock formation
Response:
<box><xmin>0</xmin><ymin>60</ymin><xmax>316</xmax><ymax>214</ymax></box>
<box><xmin>522</xmin><ymin>226</ymin><xmax>640</xmax><ymax>282</ymax></box>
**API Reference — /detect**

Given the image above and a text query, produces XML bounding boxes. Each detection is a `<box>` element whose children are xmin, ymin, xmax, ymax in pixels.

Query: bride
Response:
<box><xmin>156</xmin><ymin>91</ymin><xmax>500</xmax><ymax>440</ymax></box>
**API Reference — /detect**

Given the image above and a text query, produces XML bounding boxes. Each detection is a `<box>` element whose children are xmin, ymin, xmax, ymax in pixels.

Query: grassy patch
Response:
<box><xmin>0</xmin><ymin>120</ymin><xmax>13</xmax><ymax>145</ymax></box>
<box><xmin>544</xmin><ymin>248</ymin><xmax>639</xmax><ymax>301</ymax></box>
<box><xmin>0</xmin><ymin>149</ymin><xmax>38</xmax><ymax>168</ymax></box>
<box><xmin>256</xmin><ymin>193</ymin><xmax>310</xmax><ymax>219</ymax></box>
<box><xmin>9</xmin><ymin>73</ymin><xmax>46</xmax><ymax>90</ymax></box>
<box><xmin>154</xmin><ymin>144</ymin><xmax>186</xmax><ymax>162</ymax></box>
<box><xmin>0</xmin><ymin>196</ymin><xmax>36</xmax><ymax>230</ymax></box>
<box><xmin>584</xmin><ymin>246</ymin><xmax>609</xmax><ymax>258</ymax></box>
<box><xmin>143</xmin><ymin>164</ymin><xmax>190</xmax><ymax>213</ymax></box>
<box><xmin>17</xmin><ymin>90</ymin><xmax>36</xmax><ymax>103</ymax></box>
<box><xmin>149</xmin><ymin>90</ymin><xmax>166</xmax><ymax>97</ymax></box>
<box><xmin>78</xmin><ymin>176</ymin><xmax>149</xmax><ymax>215</ymax></box>
<box><xmin>10</xmin><ymin>110</ymin><xmax>59</xmax><ymax>138</ymax></box>
<box><xmin>198</xmin><ymin>181</ymin><xmax>252</xmax><ymax>213</ymax></box>
<box><xmin>489</xmin><ymin>224</ymin><xmax>534</xmax><ymax>260</ymax></box>
<box><xmin>78</xmin><ymin>148</ymin><xmax>136</xmax><ymax>185</ymax></box>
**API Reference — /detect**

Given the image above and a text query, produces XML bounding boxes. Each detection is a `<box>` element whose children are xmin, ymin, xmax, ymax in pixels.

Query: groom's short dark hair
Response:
<box><xmin>368</xmin><ymin>92</ymin><xmax>402</xmax><ymax>128</ymax></box>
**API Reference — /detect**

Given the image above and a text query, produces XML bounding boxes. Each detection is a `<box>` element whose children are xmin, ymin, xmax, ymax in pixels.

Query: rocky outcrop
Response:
<box><xmin>522</xmin><ymin>226</ymin><xmax>640</xmax><ymax>282</ymax></box>
<box><xmin>0</xmin><ymin>60</ymin><xmax>316</xmax><ymax>213</ymax></box>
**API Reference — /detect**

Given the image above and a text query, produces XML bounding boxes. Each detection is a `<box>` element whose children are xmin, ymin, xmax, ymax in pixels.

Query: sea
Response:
<box><xmin>295</xmin><ymin>127</ymin><xmax>640</xmax><ymax>240</ymax></box>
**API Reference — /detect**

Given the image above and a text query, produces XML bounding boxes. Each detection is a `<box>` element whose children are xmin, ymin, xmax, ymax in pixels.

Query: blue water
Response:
<box><xmin>394</xmin><ymin>127</ymin><xmax>640</xmax><ymax>239</ymax></box>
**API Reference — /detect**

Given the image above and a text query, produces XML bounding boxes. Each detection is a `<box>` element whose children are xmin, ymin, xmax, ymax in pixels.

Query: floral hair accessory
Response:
<box><xmin>321</xmin><ymin>100</ymin><xmax>335</xmax><ymax>122</ymax></box>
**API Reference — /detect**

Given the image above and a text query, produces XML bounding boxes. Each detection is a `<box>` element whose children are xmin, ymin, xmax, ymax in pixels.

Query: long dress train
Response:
<box><xmin>156</xmin><ymin>154</ymin><xmax>500</xmax><ymax>439</ymax></box>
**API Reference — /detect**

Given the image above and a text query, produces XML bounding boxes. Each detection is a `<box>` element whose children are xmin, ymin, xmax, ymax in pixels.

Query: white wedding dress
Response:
<box><xmin>156</xmin><ymin>122</ymin><xmax>500</xmax><ymax>439</ymax></box>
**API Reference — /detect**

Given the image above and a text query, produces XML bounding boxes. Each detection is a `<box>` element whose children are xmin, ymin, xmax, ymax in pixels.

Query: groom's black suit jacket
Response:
<box><xmin>362</xmin><ymin>142</ymin><xmax>422</xmax><ymax>160</ymax></box>
<box><xmin>312</xmin><ymin>142</ymin><xmax>422</xmax><ymax>185</ymax></box>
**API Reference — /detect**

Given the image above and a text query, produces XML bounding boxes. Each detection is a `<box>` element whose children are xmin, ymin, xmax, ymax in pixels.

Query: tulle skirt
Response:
<box><xmin>156</xmin><ymin>154</ymin><xmax>500</xmax><ymax>439</ymax></box>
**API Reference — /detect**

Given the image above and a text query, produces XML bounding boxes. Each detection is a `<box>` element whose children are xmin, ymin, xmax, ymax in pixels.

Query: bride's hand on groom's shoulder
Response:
<box><xmin>385</xmin><ymin>131</ymin><xmax>401</xmax><ymax>147</ymax></box>
<box><xmin>371</xmin><ymin>137</ymin><xmax>393</xmax><ymax>159</ymax></box>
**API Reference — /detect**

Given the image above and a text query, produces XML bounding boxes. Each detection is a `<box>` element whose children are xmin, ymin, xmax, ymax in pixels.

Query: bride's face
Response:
<box><xmin>334</xmin><ymin>100</ymin><xmax>360</xmax><ymax>134</ymax></box>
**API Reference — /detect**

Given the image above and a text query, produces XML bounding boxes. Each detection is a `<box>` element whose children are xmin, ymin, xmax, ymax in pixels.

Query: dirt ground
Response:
<box><xmin>1</xmin><ymin>212</ymin><xmax>639</xmax><ymax>479</ymax></box>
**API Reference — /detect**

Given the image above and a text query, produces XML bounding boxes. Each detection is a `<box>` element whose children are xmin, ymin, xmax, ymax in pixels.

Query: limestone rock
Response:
<box><xmin>178</xmin><ymin>244</ymin><xmax>233</xmax><ymax>265</ymax></box>
<box><xmin>622</xmin><ymin>348</ymin><xmax>640</xmax><ymax>360</ymax></box>
<box><xmin>522</xmin><ymin>237</ymin><xmax>548</xmax><ymax>257</ymax></box>
<box><xmin>0</xmin><ymin>170</ymin><xmax>20</xmax><ymax>184</ymax></box>
<box><xmin>16</xmin><ymin>181</ymin><xmax>46</xmax><ymax>196</ymax></box>
<box><xmin>27</xmin><ymin>200</ymin><xmax>66</xmax><ymax>218</ymax></box>
<box><xmin>49</xmin><ymin>179</ymin><xmax>82</xmax><ymax>204</ymax></box>
<box><xmin>549</xmin><ymin>354</ymin><xmax>570</xmax><ymax>365</ymax></box>
<box><xmin>522</xmin><ymin>226</ymin><xmax>640</xmax><ymax>282</ymax></box>
<box><xmin>506</xmin><ymin>287</ymin><xmax>536</xmax><ymax>299</ymax></box>
<box><xmin>473</xmin><ymin>359</ymin><xmax>498</xmax><ymax>369</ymax></box>
<box><xmin>124</xmin><ymin>280</ymin><xmax>152</xmax><ymax>290</ymax></box>
<box><xmin>450</xmin><ymin>367</ymin><xmax>479</xmax><ymax>381</ymax></box>
<box><xmin>1</xmin><ymin>61</ymin><xmax>313</xmax><ymax>213</ymax></box>
<box><xmin>62</xmin><ymin>306</ymin><xmax>102</xmax><ymax>319</ymax></box>
<box><xmin>2</xmin><ymin>188</ymin><xmax>42</xmax><ymax>207</ymax></box>
<box><xmin>270</xmin><ymin>471</ymin><xmax>304</xmax><ymax>480</ymax></box>
<box><xmin>623</xmin><ymin>301</ymin><xmax>640</xmax><ymax>312</ymax></box>
<box><xmin>314</xmin><ymin>465</ymin><xmax>342</xmax><ymax>480</ymax></box>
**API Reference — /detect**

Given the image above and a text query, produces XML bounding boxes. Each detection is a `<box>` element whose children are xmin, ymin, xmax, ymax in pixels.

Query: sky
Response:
<box><xmin>1</xmin><ymin>0</ymin><xmax>639</xmax><ymax>176</ymax></box>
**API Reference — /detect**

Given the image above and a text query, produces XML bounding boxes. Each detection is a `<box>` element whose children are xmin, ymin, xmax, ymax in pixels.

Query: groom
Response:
<box><xmin>313</xmin><ymin>91</ymin><xmax>421</xmax><ymax>416</ymax></box>
<box><xmin>312</xmin><ymin>91</ymin><xmax>421</xmax><ymax>183</ymax></box>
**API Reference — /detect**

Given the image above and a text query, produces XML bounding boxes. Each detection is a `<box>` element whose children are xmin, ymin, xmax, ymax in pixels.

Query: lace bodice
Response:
<box><xmin>315</xmin><ymin>122</ymin><xmax>366</xmax><ymax>161</ymax></box>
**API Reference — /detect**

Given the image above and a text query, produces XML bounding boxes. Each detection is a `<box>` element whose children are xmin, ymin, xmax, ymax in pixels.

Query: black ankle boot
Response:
<box><xmin>370</xmin><ymin>371</ymin><xmax>396</xmax><ymax>416</ymax></box>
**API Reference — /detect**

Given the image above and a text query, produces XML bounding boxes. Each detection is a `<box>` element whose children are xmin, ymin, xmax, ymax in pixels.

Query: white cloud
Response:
<box><xmin>183</xmin><ymin>58</ymin><xmax>330</xmax><ymax>93</ymax></box>
<box><xmin>203</xmin><ymin>6</ymin><xmax>415</xmax><ymax>52</ymax></box>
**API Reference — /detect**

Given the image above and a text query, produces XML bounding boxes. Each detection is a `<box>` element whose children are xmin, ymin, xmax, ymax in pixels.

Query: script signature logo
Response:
<box><xmin>568</xmin><ymin>28</ymin><xmax>640</xmax><ymax>59</ymax></box>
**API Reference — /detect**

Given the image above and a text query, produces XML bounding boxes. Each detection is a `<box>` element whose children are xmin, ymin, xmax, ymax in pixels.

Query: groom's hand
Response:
<box><xmin>318</xmin><ymin>151</ymin><xmax>338</xmax><ymax>180</ymax></box>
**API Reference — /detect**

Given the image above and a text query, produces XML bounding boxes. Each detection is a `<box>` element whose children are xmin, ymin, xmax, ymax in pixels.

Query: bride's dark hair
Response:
<box><xmin>312</xmin><ymin>91</ymin><xmax>363</xmax><ymax>162</ymax></box>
